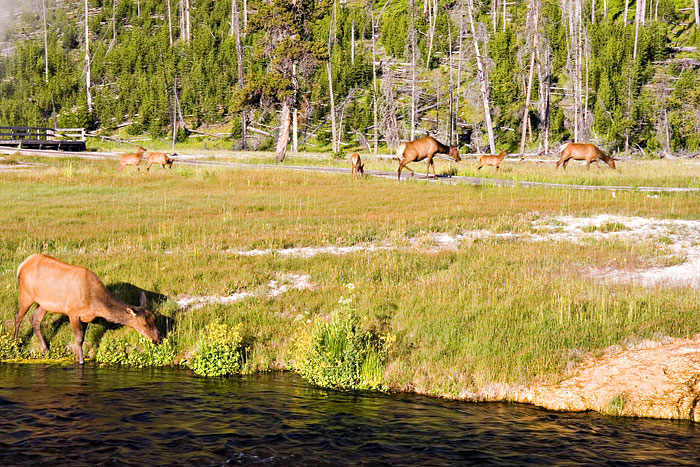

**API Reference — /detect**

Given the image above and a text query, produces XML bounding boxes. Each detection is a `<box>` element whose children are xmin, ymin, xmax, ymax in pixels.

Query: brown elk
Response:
<box><xmin>146</xmin><ymin>152</ymin><xmax>175</xmax><ymax>171</ymax></box>
<box><xmin>350</xmin><ymin>153</ymin><xmax>364</xmax><ymax>178</ymax></box>
<box><xmin>396</xmin><ymin>136</ymin><xmax>460</xmax><ymax>180</ymax></box>
<box><xmin>556</xmin><ymin>142</ymin><xmax>616</xmax><ymax>170</ymax></box>
<box><xmin>477</xmin><ymin>149</ymin><xmax>508</xmax><ymax>172</ymax></box>
<box><xmin>14</xmin><ymin>253</ymin><xmax>162</xmax><ymax>364</ymax></box>
<box><xmin>118</xmin><ymin>146</ymin><xmax>146</xmax><ymax>172</ymax></box>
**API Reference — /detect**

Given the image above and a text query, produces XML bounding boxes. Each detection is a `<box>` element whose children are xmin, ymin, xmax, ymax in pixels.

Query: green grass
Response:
<box><xmin>1</xmin><ymin>157</ymin><xmax>699</xmax><ymax>395</ymax></box>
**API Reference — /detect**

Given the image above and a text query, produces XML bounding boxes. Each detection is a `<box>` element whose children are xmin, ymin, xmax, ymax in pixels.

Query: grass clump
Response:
<box><xmin>96</xmin><ymin>337</ymin><xmax>177</xmax><ymax>368</ymax></box>
<box><xmin>187</xmin><ymin>322</ymin><xmax>245</xmax><ymax>377</ymax></box>
<box><xmin>293</xmin><ymin>284</ymin><xmax>394</xmax><ymax>391</ymax></box>
<box><xmin>0</xmin><ymin>334</ymin><xmax>21</xmax><ymax>359</ymax></box>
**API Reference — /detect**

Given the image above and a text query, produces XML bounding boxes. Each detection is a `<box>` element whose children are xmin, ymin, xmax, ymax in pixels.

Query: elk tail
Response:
<box><xmin>559</xmin><ymin>142</ymin><xmax>570</xmax><ymax>154</ymax></box>
<box><xmin>396</xmin><ymin>143</ymin><xmax>406</xmax><ymax>162</ymax></box>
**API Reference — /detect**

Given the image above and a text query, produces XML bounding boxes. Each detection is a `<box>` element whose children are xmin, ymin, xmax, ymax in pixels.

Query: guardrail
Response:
<box><xmin>0</xmin><ymin>126</ymin><xmax>85</xmax><ymax>142</ymax></box>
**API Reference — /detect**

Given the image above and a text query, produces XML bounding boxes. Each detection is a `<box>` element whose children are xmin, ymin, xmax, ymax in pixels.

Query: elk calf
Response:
<box><xmin>477</xmin><ymin>149</ymin><xmax>508</xmax><ymax>172</ymax></box>
<box><xmin>118</xmin><ymin>146</ymin><xmax>146</xmax><ymax>172</ymax></box>
<box><xmin>14</xmin><ymin>253</ymin><xmax>162</xmax><ymax>364</ymax></box>
<box><xmin>350</xmin><ymin>153</ymin><xmax>364</xmax><ymax>178</ymax></box>
<box><xmin>146</xmin><ymin>152</ymin><xmax>175</xmax><ymax>171</ymax></box>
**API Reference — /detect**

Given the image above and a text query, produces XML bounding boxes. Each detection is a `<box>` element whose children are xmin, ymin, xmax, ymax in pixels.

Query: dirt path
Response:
<box><xmin>2</xmin><ymin>146</ymin><xmax>698</xmax><ymax>193</ymax></box>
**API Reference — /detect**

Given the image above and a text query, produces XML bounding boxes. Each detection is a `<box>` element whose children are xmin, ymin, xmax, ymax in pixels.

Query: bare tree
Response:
<box><xmin>537</xmin><ymin>39</ymin><xmax>552</xmax><ymax>153</ymax></box>
<box><xmin>42</xmin><ymin>0</ymin><xmax>48</xmax><ymax>83</ymax></box>
<box><xmin>276</xmin><ymin>103</ymin><xmax>291</xmax><ymax>162</ymax></box>
<box><xmin>426</xmin><ymin>0</ymin><xmax>438</xmax><ymax>67</ymax></box>
<box><xmin>184</xmin><ymin>0</ymin><xmax>191</xmax><ymax>42</ymax></box>
<box><xmin>695</xmin><ymin>0</ymin><xmax>700</xmax><ymax>26</ymax></box>
<box><xmin>520</xmin><ymin>0</ymin><xmax>540</xmax><ymax>155</ymax></box>
<box><xmin>84</xmin><ymin>0</ymin><xmax>92</xmax><ymax>111</ymax></box>
<box><xmin>231</xmin><ymin>0</ymin><xmax>247</xmax><ymax>149</ymax></box>
<box><xmin>379</xmin><ymin>64</ymin><xmax>400</xmax><ymax>149</ymax></box>
<box><xmin>167</xmin><ymin>0</ymin><xmax>173</xmax><ymax>46</ymax></box>
<box><xmin>466</xmin><ymin>0</ymin><xmax>495</xmax><ymax>153</ymax></box>
<box><xmin>371</xmin><ymin>0</ymin><xmax>391</xmax><ymax>153</ymax></box>
<box><xmin>409</xmin><ymin>0</ymin><xmax>418</xmax><ymax>140</ymax></box>
<box><xmin>327</xmin><ymin>2</ymin><xmax>338</xmax><ymax>152</ymax></box>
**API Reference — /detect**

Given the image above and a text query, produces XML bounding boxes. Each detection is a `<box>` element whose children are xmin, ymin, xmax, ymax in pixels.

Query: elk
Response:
<box><xmin>396</xmin><ymin>136</ymin><xmax>460</xmax><ymax>180</ymax></box>
<box><xmin>14</xmin><ymin>253</ymin><xmax>162</xmax><ymax>364</ymax></box>
<box><xmin>146</xmin><ymin>152</ymin><xmax>175</xmax><ymax>171</ymax></box>
<box><xmin>477</xmin><ymin>149</ymin><xmax>509</xmax><ymax>172</ymax></box>
<box><xmin>350</xmin><ymin>153</ymin><xmax>364</xmax><ymax>178</ymax></box>
<box><xmin>556</xmin><ymin>143</ymin><xmax>616</xmax><ymax>170</ymax></box>
<box><xmin>118</xmin><ymin>146</ymin><xmax>146</xmax><ymax>172</ymax></box>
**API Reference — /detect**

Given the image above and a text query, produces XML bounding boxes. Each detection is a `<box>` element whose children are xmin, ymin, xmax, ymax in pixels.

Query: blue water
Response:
<box><xmin>0</xmin><ymin>364</ymin><xmax>698</xmax><ymax>465</ymax></box>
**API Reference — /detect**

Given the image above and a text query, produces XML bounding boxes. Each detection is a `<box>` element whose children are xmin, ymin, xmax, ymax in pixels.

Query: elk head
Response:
<box><xmin>449</xmin><ymin>146</ymin><xmax>461</xmax><ymax>162</ymax></box>
<box><xmin>126</xmin><ymin>291</ymin><xmax>162</xmax><ymax>344</ymax></box>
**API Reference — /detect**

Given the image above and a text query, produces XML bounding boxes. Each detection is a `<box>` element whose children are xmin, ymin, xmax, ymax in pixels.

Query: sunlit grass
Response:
<box><xmin>1</xmin><ymin>157</ymin><xmax>699</xmax><ymax>395</ymax></box>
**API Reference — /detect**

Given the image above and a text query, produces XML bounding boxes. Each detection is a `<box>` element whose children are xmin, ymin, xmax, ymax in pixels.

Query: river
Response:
<box><xmin>0</xmin><ymin>364</ymin><xmax>698</xmax><ymax>465</ymax></box>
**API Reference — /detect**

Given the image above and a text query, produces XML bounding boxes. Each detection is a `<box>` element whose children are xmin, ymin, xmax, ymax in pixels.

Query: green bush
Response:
<box><xmin>95</xmin><ymin>337</ymin><xmax>177</xmax><ymax>368</ymax></box>
<box><xmin>187</xmin><ymin>322</ymin><xmax>245</xmax><ymax>377</ymax></box>
<box><xmin>293</xmin><ymin>284</ymin><xmax>393</xmax><ymax>390</ymax></box>
<box><xmin>0</xmin><ymin>334</ymin><xmax>21</xmax><ymax>359</ymax></box>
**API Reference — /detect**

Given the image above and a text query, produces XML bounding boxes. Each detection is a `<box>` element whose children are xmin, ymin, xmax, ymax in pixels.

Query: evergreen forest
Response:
<box><xmin>1</xmin><ymin>0</ymin><xmax>700</xmax><ymax>159</ymax></box>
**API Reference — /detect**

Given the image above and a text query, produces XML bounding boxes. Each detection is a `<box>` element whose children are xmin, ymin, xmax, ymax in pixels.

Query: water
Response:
<box><xmin>0</xmin><ymin>364</ymin><xmax>698</xmax><ymax>465</ymax></box>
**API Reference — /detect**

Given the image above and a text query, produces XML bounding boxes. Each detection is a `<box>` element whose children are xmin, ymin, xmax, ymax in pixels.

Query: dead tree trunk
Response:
<box><xmin>42</xmin><ymin>0</ymin><xmax>48</xmax><ymax>83</ymax></box>
<box><xmin>410</xmin><ymin>0</ymin><xmax>418</xmax><ymax>140</ymax></box>
<box><xmin>276</xmin><ymin>102</ymin><xmax>291</xmax><ymax>162</ymax></box>
<box><xmin>231</xmin><ymin>0</ymin><xmax>247</xmax><ymax>149</ymax></box>
<box><xmin>371</xmin><ymin>0</ymin><xmax>391</xmax><ymax>153</ymax></box>
<box><xmin>520</xmin><ymin>0</ymin><xmax>539</xmax><ymax>156</ymax></box>
<box><xmin>84</xmin><ymin>0</ymin><xmax>92</xmax><ymax>111</ymax></box>
<box><xmin>292</xmin><ymin>62</ymin><xmax>298</xmax><ymax>152</ymax></box>
<box><xmin>184</xmin><ymin>0</ymin><xmax>191</xmax><ymax>42</ymax></box>
<box><xmin>167</xmin><ymin>0</ymin><xmax>173</xmax><ymax>46</ymax></box>
<box><xmin>537</xmin><ymin>40</ymin><xmax>552</xmax><ymax>153</ymax></box>
<box><xmin>466</xmin><ymin>0</ymin><xmax>496</xmax><ymax>154</ymax></box>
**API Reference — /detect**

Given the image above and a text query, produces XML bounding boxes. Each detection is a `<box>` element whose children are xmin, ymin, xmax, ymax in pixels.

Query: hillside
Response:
<box><xmin>0</xmin><ymin>0</ymin><xmax>699</xmax><ymax>158</ymax></box>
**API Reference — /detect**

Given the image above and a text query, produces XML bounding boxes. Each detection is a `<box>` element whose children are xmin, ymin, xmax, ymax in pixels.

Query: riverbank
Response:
<box><xmin>2</xmin><ymin>155</ymin><xmax>700</xmax><ymax>420</ymax></box>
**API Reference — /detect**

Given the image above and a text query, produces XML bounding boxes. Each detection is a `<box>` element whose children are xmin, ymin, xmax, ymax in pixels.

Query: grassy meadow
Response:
<box><xmin>1</xmin><ymin>154</ymin><xmax>700</xmax><ymax>397</ymax></box>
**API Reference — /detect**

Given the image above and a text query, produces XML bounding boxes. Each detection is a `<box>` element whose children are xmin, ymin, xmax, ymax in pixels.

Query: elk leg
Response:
<box><xmin>29</xmin><ymin>306</ymin><xmax>49</xmax><ymax>354</ymax></box>
<box><xmin>69</xmin><ymin>316</ymin><xmax>86</xmax><ymax>364</ymax></box>
<box><xmin>146</xmin><ymin>162</ymin><xmax>152</xmax><ymax>171</ymax></box>
<box><xmin>14</xmin><ymin>290</ymin><xmax>34</xmax><ymax>340</ymax></box>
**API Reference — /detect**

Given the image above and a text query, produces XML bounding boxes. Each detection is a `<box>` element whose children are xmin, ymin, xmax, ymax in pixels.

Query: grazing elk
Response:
<box><xmin>477</xmin><ymin>149</ymin><xmax>509</xmax><ymax>172</ymax></box>
<box><xmin>146</xmin><ymin>152</ymin><xmax>175</xmax><ymax>171</ymax></box>
<box><xmin>350</xmin><ymin>153</ymin><xmax>364</xmax><ymax>179</ymax></box>
<box><xmin>556</xmin><ymin>143</ymin><xmax>616</xmax><ymax>170</ymax></box>
<box><xmin>14</xmin><ymin>253</ymin><xmax>162</xmax><ymax>364</ymax></box>
<box><xmin>118</xmin><ymin>146</ymin><xmax>146</xmax><ymax>172</ymax></box>
<box><xmin>396</xmin><ymin>136</ymin><xmax>460</xmax><ymax>180</ymax></box>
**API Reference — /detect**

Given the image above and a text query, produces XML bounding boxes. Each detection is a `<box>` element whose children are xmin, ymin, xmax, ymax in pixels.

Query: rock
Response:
<box><xmin>517</xmin><ymin>336</ymin><xmax>700</xmax><ymax>420</ymax></box>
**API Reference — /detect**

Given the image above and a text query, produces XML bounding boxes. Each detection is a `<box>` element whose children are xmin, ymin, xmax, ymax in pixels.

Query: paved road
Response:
<box><xmin>1</xmin><ymin>145</ymin><xmax>698</xmax><ymax>193</ymax></box>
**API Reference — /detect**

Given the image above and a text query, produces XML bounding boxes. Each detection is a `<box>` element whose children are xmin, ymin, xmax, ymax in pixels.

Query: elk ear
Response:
<box><xmin>139</xmin><ymin>291</ymin><xmax>147</xmax><ymax>308</ymax></box>
<box><xmin>126</xmin><ymin>307</ymin><xmax>137</xmax><ymax>317</ymax></box>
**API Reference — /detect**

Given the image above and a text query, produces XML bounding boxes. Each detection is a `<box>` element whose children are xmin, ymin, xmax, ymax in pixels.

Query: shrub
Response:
<box><xmin>0</xmin><ymin>334</ymin><xmax>21</xmax><ymax>359</ymax></box>
<box><xmin>96</xmin><ymin>337</ymin><xmax>177</xmax><ymax>368</ymax></box>
<box><xmin>293</xmin><ymin>284</ymin><xmax>394</xmax><ymax>390</ymax></box>
<box><xmin>187</xmin><ymin>322</ymin><xmax>245</xmax><ymax>377</ymax></box>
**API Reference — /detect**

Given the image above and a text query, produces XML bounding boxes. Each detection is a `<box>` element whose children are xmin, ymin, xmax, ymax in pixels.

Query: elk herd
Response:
<box><xmin>348</xmin><ymin>137</ymin><xmax>617</xmax><ymax>180</ymax></box>
<box><xmin>11</xmin><ymin>138</ymin><xmax>617</xmax><ymax>364</ymax></box>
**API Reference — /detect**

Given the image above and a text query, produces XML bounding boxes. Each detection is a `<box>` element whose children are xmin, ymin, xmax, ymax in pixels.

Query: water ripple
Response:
<box><xmin>0</xmin><ymin>364</ymin><xmax>699</xmax><ymax>465</ymax></box>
